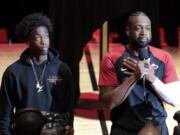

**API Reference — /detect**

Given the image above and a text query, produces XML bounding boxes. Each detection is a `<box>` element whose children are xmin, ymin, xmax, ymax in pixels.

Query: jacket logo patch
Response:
<box><xmin>47</xmin><ymin>76</ymin><xmax>62</xmax><ymax>84</ymax></box>
<box><xmin>151</xmin><ymin>63</ymin><xmax>159</xmax><ymax>70</ymax></box>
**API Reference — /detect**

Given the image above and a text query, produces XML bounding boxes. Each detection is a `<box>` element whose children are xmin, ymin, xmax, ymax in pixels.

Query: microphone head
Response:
<box><xmin>173</xmin><ymin>111</ymin><xmax>180</xmax><ymax>123</ymax></box>
<box><xmin>138</xmin><ymin>47</ymin><xmax>149</xmax><ymax>60</ymax></box>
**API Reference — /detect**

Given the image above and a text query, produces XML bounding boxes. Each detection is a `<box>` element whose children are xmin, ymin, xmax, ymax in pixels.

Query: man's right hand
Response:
<box><xmin>122</xmin><ymin>58</ymin><xmax>156</xmax><ymax>83</ymax></box>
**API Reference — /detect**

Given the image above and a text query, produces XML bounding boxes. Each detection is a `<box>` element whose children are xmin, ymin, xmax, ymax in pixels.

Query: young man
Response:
<box><xmin>0</xmin><ymin>13</ymin><xmax>74</xmax><ymax>135</ymax></box>
<box><xmin>99</xmin><ymin>11</ymin><xmax>180</xmax><ymax>135</ymax></box>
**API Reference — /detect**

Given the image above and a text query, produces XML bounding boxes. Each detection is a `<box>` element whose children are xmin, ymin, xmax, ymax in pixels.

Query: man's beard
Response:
<box><xmin>130</xmin><ymin>37</ymin><xmax>151</xmax><ymax>49</ymax></box>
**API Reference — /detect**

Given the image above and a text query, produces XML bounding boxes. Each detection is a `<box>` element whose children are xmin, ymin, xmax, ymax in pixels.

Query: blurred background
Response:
<box><xmin>0</xmin><ymin>0</ymin><xmax>180</xmax><ymax>135</ymax></box>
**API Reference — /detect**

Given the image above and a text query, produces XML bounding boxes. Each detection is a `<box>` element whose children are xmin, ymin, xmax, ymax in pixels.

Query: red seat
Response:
<box><xmin>0</xmin><ymin>28</ymin><xmax>8</xmax><ymax>43</ymax></box>
<box><xmin>178</xmin><ymin>27</ymin><xmax>180</xmax><ymax>49</ymax></box>
<box><xmin>75</xmin><ymin>92</ymin><xmax>110</xmax><ymax>120</ymax></box>
<box><xmin>76</xmin><ymin>92</ymin><xmax>101</xmax><ymax>109</ymax></box>
<box><xmin>160</xmin><ymin>27</ymin><xmax>168</xmax><ymax>47</ymax></box>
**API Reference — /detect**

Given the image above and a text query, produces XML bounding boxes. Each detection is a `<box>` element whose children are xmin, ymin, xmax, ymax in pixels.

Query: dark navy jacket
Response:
<box><xmin>0</xmin><ymin>48</ymin><xmax>74</xmax><ymax>135</ymax></box>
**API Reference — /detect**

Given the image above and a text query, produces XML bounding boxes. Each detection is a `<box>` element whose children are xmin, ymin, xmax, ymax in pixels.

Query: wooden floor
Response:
<box><xmin>0</xmin><ymin>43</ymin><xmax>180</xmax><ymax>135</ymax></box>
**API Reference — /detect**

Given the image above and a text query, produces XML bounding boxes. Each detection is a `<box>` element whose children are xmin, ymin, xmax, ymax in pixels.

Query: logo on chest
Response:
<box><xmin>47</xmin><ymin>76</ymin><xmax>63</xmax><ymax>85</ymax></box>
<box><xmin>151</xmin><ymin>63</ymin><xmax>159</xmax><ymax>70</ymax></box>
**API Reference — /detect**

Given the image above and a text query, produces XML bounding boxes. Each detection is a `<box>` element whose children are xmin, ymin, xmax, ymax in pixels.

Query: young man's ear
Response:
<box><xmin>125</xmin><ymin>26</ymin><xmax>130</xmax><ymax>36</ymax></box>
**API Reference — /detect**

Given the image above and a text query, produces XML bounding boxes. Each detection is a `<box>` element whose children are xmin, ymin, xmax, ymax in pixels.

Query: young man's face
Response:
<box><xmin>28</xmin><ymin>26</ymin><xmax>50</xmax><ymax>55</ymax></box>
<box><xmin>126</xmin><ymin>15</ymin><xmax>152</xmax><ymax>49</ymax></box>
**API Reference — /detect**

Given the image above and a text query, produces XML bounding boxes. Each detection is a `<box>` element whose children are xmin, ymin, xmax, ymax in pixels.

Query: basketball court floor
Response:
<box><xmin>0</xmin><ymin>42</ymin><xmax>180</xmax><ymax>135</ymax></box>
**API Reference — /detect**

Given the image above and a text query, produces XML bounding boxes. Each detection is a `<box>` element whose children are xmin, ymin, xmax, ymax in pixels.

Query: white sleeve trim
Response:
<box><xmin>152</xmin><ymin>78</ymin><xmax>180</xmax><ymax>106</ymax></box>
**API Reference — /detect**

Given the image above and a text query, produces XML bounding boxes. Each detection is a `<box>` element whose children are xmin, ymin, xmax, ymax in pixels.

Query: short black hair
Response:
<box><xmin>127</xmin><ymin>11</ymin><xmax>150</xmax><ymax>27</ymax></box>
<box><xmin>15</xmin><ymin>13</ymin><xmax>53</xmax><ymax>42</ymax></box>
<box><xmin>12</xmin><ymin>109</ymin><xmax>44</xmax><ymax>135</ymax></box>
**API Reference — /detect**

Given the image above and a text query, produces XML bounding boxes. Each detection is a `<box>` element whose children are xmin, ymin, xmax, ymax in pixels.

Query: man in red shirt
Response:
<box><xmin>99</xmin><ymin>11</ymin><xmax>180</xmax><ymax>135</ymax></box>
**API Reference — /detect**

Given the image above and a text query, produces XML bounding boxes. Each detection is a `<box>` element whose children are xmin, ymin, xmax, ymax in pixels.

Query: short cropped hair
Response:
<box><xmin>12</xmin><ymin>109</ymin><xmax>44</xmax><ymax>135</ymax></box>
<box><xmin>15</xmin><ymin>13</ymin><xmax>53</xmax><ymax>42</ymax></box>
<box><xmin>127</xmin><ymin>11</ymin><xmax>150</xmax><ymax>27</ymax></box>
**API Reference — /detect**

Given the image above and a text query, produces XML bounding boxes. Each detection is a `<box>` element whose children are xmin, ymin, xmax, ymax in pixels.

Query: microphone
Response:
<box><xmin>138</xmin><ymin>47</ymin><xmax>150</xmax><ymax>104</ymax></box>
<box><xmin>138</xmin><ymin>47</ymin><xmax>149</xmax><ymax>68</ymax></box>
<box><xmin>173</xmin><ymin>111</ymin><xmax>180</xmax><ymax>124</ymax></box>
<box><xmin>138</xmin><ymin>47</ymin><xmax>149</xmax><ymax>60</ymax></box>
<box><xmin>173</xmin><ymin>111</ymin><xmax>180</xmax><ymax>135</ymax></box>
